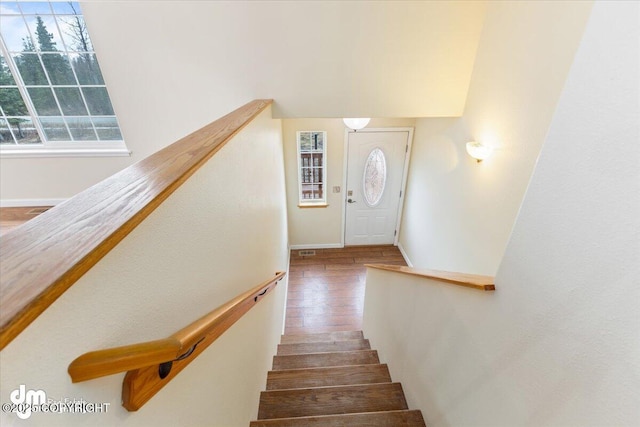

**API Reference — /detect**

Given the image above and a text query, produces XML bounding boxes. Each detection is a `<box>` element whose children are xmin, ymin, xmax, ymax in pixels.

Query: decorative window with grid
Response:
<box><xmin>297</xmin><ymin>131</ymin><xmax>326</xmax><ymax>206</ymax></box>
<box><xmin>0</xmin><ymin>1</ymin><xmax>127</xmax><ymax>157</ymax></box>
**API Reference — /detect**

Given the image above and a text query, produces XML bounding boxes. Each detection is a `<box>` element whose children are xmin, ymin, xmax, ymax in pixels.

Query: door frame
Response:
<box><xmin>340</xmin><ymin>127</ymin><xmax>414</xmax><ymax>247</ymax></box>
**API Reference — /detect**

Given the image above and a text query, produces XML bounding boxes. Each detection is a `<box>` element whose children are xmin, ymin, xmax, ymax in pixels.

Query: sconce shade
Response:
<box><xmin>466</xmin><ymin>141</ymin><xmax>493</xmax><ymax>162</ymax></box>
<box><xmin>343</xmin><ymin>118</ymin><xmax>371</xmax><ymax>130</ymax></box>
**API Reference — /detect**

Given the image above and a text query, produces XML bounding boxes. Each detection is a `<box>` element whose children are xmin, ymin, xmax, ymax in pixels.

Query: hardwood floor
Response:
<box><xmin>285</xmin><ymin>245</ymin><xmax>407</xmax><ymax>335</ymax></box>
<box><xmin>0</xmin><ymin>209</ymin><xmax>406</xmax><ymax>335</ymax></box>
<box><xmin>0</xmin><ymin>207</ymin><xmax>51</xmax><ymax>237</ymax></box>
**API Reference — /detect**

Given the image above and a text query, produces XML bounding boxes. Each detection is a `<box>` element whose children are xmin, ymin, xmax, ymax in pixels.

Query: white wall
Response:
<box><xmin>0</xmin><ymin>107</ymin><xmax>290</xmax><ymax>426</ymax></box>
<box><xmin>0</xmin><ymin>0</ymin><xmax>485</xmax><ymax>202</ymax></box>
<box><xmin>283</xmin><ymin>118</ymin><xmax>415</xmax><ymax>248</ymax></box>
<box><xmin>0</xmin><ymin>156</ymin><xmax>133</xmax><ymax>205</ymax></box>
<box><xmin>364</xmin><ymin>1</ymin><xmax>640</xmax><ymax>425</ymax></box>
<box><xmin>399</xmin><ymin>0</ymin><xmax>593</xmax><ymax>275</ymax></box>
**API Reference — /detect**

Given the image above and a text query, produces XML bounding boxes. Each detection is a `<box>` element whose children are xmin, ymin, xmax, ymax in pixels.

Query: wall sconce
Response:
<box><xmin>343</xmin><ymin>118</ymin><xmax>371</xmax><ymax>131</ymax></box>
<box><xmin>466</xmin><ymin>141</ymin><xmax>493</xmax><ymax>162</ymax></box>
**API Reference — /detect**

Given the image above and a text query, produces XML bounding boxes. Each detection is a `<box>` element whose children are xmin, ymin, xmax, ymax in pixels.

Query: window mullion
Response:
<box><xmin>40</xmin><ymin>62</ymin><xmax>75</xmax><ymax>143</ymax></box>
<box><xmin>0</xmin><ymin>33</ymin><xmax>48</xmax><ymax>145</ymax></box>
<box><xmin>0</xmin><ymin>104</ymin><xmax>18</xmax><ymax>144</ymax></box>
<box><xmin>51</xmin><ymin>9</ymin><xmax>98</xmax><ymax>142</ymax></box>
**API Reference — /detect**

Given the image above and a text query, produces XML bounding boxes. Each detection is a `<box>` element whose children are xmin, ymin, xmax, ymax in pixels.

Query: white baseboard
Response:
<box><xmin>397</xmin><ymin>241</ymin><xmax>413</xmax><ymax>267</ymax></box>
<box><xmin>0</xmin><ymin>198</ymin><xmax>67</xmax><ymax>208</ymax></box>
<box><xmin>289</xmin><ymin>243</ymin><xmax>344</xmax><ymax>250</ymax></box>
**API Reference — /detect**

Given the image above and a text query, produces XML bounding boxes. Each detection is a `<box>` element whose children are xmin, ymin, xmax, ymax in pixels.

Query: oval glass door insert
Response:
<box><xmin>363</xmin><ymin>148</ymin><xmax>387</xmax><ymax>207</ymax></box>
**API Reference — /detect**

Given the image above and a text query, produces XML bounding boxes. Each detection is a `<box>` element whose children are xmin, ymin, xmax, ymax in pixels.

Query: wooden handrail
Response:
<box><xmin>0</xmin><ymin>99</ymin><xmax>273</xmax><ymax>351</ymax></box>
<box><xmin>69</xmin><ymin>272</ymin><xmax>285</xmax><ymax>410</ymax></box>
<box><xmin>365</xmin><ymin>264</ymin><xmax>495</xmax><ymax>291</ymax></box>
<box><xmin>69</xmin><ymin>272</ymin><xmax>284</xmax><ymax>381</ymax></box>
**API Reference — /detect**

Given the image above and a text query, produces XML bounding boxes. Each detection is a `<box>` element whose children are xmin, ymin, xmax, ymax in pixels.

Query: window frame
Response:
<box><xmin>296</xmin><ymin>130</ymin><xmax>327</xmax><ymax>207</ymax></box>
<box><xmin>0</xmin><ymin>1</ymin><xmax>129</xmax><ymax>158</ymax></box>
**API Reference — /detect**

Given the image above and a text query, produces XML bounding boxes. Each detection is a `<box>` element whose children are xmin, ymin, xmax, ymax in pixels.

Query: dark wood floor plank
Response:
<box><xmin>289</xmin><ymin>276</ymin><xmax>364</xmax><ymax>286</ymax></box>
<box><xmin>366</xmin><ymin>260</ymin><xmax>408</xmax><ymax>266</ymax></box>
<box><xmin>290</xmin><ymin>257</ymin><xmax>355</xmax><ymax>265</ymax></box>
<box><xmin>323</xmin><ymin>245</ymin><xmax>395</xmax><ymax>252</ymax></box>
<box><xmin>287</xmin><ymin>282</ymin><xmax>330</xmax><ymax>290</ymax></box>
<box><xmin>285</xmin><ymin>317</ymin><xmax>303</xmax><ymax>328</ymax></box>
<box><xmin>289</xmin><ymin>264</ymin><xmax>327</xmax><ymax>272</ymax></box>
<box><xmin>303</xmin><ymin>315</ymin><xmax>363</xmax><ymax>328</ymax></box>
<box><xmin>288</xmin><ymin>288</ymin><xmax>364</xmax><ymax>300</ymax></box>
<box><xmin>355</xmin><ymin>256</ymin><xmax>405</xmax><ymax>263</ymax></box>
<box><xmin>303</xmin><ymin>270</ymin><xmax>366</xmax><ymax>278</ymax></box>
<box><xmin>307</xmin><ymin>251</ymin><xmax>384</xmax><ymax>259</ymax></box>
<box><xmin>325</xmin><ymin>281</ymin><xmax>365</xmax><ymax>290</ymax></box>
<box><xmin>324</xmin><ymin>264</ymin><xmax>369</xmax><ymax>271</ymax></box>
<box><xmin>290</xmin><ymin>305</ymin><xmax>363</xmax><ymax>317</ymax></box>
<box><xmin>382</xmin><ymin>250</ymin><xmax>404</xmax><ymax>256</ymax></box>
<box><xmin>286</xmin><ymin>297</ymin><xmax>363</xmax><ymax>308</ymax></box>
<box><xmin>287</xmin><ymin>271</ymin><xmax>304</xmax><ymax>279</ymax></box>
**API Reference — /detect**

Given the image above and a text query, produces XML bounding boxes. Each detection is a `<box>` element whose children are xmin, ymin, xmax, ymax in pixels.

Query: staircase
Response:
<box><xmin>250</xmin><ymin>330</ymin><xmax>426</xmax><ymax>426</ymax></box>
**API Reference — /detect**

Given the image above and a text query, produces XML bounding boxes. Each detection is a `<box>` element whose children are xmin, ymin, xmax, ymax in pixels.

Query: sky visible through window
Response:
<box><xmin>0</xmin><ymin>1</ymin><xmax>124</xmax><ymax>149</ymax></box>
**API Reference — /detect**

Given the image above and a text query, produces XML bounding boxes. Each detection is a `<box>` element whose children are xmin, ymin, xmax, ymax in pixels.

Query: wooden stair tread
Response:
<box><xmin>277</xmin><ymin>339</ymin><xmax>370</xmax><ymax>355</ymax></box>
<box><xmin>266</xmin><ymin>364</ymin><xmax>391</xmax><ymax>390</ymax></box>
<box><xmin>257</xmin><ymin>331</ymin><xmax>425</xmax><ymax>425</ymax></box>
<box><xmin>280</xmin><ymin>330</ymin><xmax>363</xmax><ymax>344</ymax></box>
<box><xmin>272</xmin><ymin>350</ymin><xmax>379</xmax><ymax>370</ymax></box>
<box><xmin>257</xmin><ymin>382</ymin><xmax>408</xmax><ymax>419</ymax></box>
<box><xmin>250</xmin><ymin>409</ymin><xmax>426</xmax><ymax>426</ymax></box>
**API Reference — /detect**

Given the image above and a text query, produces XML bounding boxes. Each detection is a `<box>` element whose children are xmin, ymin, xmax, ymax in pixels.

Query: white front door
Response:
<box><xmin>344</xmin><ymin>130</ymin><xmax>410</xmax><ymax>246</ymax></box>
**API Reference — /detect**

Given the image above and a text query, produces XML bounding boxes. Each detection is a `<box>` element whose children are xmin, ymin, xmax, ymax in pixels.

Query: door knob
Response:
<box><xmin>347</xmin><ymin>199</ymin><xmax>357</xmax><ymax>203</ymax></box>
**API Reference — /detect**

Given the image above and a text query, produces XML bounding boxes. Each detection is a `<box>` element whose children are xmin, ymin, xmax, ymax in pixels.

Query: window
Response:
<box><xmin>297</xmin><ymin>131</ymin><xmax>326</xmax><ymax>206</ymax></box>
<box><xmin>363</xmin><ymin>147</ymin><xmax>386</xmax><ymax>207</ymax></box>
<box><xmin>0</xmin><ymin>1</ymin><xmax>127</xmax><ymax>157</ymax></box>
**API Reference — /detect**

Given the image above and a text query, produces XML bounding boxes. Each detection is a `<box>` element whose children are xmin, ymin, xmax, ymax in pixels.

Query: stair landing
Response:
<box><xmin>286</xmin><ymin>246</ymin><xmax>407</xmax><ymax>335</ymax></box>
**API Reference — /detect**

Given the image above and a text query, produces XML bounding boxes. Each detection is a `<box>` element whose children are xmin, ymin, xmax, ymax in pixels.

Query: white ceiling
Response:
<box><xmin>83</xmin><ymin>1</ymin><xmax>487</xmax><ymax>119</ymax></box>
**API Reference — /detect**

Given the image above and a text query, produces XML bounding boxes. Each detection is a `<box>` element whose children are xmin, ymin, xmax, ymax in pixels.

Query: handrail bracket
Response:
<box><xmin>158</xmin><ymin>337</ymin><xmax>204</xmax><ymax>379</ymax></box>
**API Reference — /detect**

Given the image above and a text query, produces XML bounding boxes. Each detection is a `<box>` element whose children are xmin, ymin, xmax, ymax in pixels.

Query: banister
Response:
<box><xmin>69</xmin><ymin>271</ymin><xmax>285</xmax><ymax>410</ymax></box>
<box><xmin>0</xmin><ymin>99</ymin><xmax>273</xmax><ymax>351</ymax></box>
<box><xmin>365</xmin><ymin>264</ymin><xmax>495</xmax><ymax>291</ymax></box>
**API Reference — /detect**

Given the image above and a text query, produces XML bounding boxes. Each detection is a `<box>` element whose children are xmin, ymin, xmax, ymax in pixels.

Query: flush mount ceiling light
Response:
<box><xmin>466</xmin><ymin>141</ymin><xmax>493</xmax><ymax>162</ymax></box>
<box><xmin>343</xmin><ymin>118</ymin><xmax>371</xmax><ymax>131</ymax></box>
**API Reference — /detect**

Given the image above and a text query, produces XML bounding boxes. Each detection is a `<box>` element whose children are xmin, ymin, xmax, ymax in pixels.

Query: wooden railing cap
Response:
<box><xmin>365</xmin><ymin>264</ymin><xmax>495</xmax><ymax>291</ymax></box>
<box><xmin>0</xmin><ymin>99</ymin><xmax>273</xmax><ymax>351</ymax></box>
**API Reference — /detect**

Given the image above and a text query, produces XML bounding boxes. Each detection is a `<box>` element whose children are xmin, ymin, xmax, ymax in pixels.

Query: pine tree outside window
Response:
<box><xmin>0</xmin><ymin>1</ymin><xmax>128</xmax><ymax>157</ymax></box>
